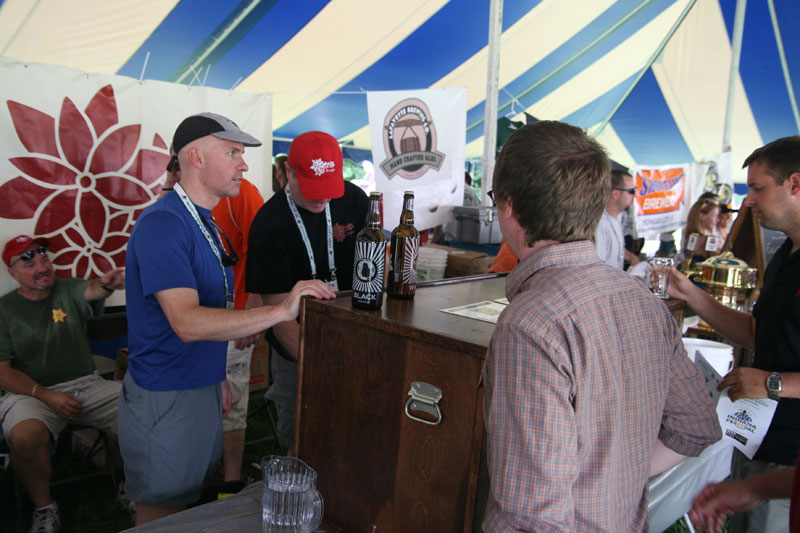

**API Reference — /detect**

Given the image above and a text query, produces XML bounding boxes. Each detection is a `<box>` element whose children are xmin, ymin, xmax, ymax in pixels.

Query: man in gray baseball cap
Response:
<box><xmin>120</xmin><ymin>113</ymin><xmax>336</xmax><ymax>525</ymax></box>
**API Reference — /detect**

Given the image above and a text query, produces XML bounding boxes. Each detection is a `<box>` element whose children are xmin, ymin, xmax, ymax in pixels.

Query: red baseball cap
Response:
<box><xmin>287</xmin><ymin>131</ymin><xmax>344</xmax><ymax>201</ymax></box>
<box><xmin>3</xmin><ymin>235</ymin><xmax>49</xmax><ymax>267</ymax></box>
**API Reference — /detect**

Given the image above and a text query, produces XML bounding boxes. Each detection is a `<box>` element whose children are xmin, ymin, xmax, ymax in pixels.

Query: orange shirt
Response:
<box><xmin>490</xmin><ymin>240</ymin><xmax>519</xmax><ymax>273</ymax></box>
<box><xmin>211</xmin><ymin>178</ymin><xmax>264</xmax><ymax>309</ymax></box>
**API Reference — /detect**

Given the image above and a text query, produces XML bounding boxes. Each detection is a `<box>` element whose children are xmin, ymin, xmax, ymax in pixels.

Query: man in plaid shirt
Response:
<box><xmin>482</xmin><ymin>121</ymin><xmax>721</xmax><ymax>531</ymax></box>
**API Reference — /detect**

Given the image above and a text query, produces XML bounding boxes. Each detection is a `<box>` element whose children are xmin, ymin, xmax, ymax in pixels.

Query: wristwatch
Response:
<box><xmin>767</xmin><ymin>372</ymin><xmax>782</xmax><ymax>401</ymax></box>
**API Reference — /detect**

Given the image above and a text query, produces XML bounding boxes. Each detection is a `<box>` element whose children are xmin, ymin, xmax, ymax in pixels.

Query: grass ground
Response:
<box><xmin>0</xmin><ymin>395</ymin><xmax>283</xmax><ymax>533</ymax></box>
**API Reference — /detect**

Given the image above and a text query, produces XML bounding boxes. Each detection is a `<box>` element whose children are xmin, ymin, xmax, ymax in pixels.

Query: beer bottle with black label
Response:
<box><xmin>352</xmin><ymin>192</ymin><xmax>386</xmax><ymax>310</ymax></box>
<box><xmin>388</xmin><ymin>191</ymin><xmax>420</xmax><ymax>299</ymax></box>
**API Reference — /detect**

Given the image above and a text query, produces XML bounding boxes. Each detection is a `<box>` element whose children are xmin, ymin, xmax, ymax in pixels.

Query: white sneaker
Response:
<box><xmin>116</xmin><ymin>480</ymin><xmax>135</xmax><ymax>514</ymax></box>
<box><xmin>29</xmin><ymin>502</ymin><xmax>61</xmax><ymax>533</ymax></box>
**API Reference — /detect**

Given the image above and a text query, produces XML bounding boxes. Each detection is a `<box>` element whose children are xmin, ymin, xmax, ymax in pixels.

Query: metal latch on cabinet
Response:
<box><xmin>404</xmin><ymin>381</ymin><xmax>443</xmax><ymax>426</ymax></box>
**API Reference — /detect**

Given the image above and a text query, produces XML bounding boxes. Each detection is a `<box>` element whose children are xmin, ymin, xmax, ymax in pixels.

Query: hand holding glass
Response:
<box><xmin>650</xmin><ymin>257</ymin><xmax>672</xmax><ymax>299</ymax></box>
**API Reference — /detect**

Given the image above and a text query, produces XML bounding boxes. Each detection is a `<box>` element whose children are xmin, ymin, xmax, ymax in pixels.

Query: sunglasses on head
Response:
<box><xmin>614</xmin><ymin>187</ymin><xmax>636</xmax><ymax>195</ymax></box>
<box><xmin>11</xmin><ymin>246</ymin><xmax>48</xmax><ymax>267</ymax></box>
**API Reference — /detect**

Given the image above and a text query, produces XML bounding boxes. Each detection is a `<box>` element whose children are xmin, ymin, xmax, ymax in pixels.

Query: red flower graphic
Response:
<box><xmin>0</xmin><ymin>85</ymin><xmax>170</xmax><ymax>278</ymax></box>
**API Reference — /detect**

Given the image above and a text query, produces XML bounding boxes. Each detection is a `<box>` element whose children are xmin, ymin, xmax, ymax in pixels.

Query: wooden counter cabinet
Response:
<box><xmin>295</xmin><ymin>276</ymin><xmax>504</xmax><ymax>533</ymax></box>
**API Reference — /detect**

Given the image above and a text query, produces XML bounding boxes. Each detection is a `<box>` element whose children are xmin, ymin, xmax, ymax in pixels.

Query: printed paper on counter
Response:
<box><xmin>441</xmin><ymin>301</ymin><xmax>507</xmax><ymax>324</ymax></box>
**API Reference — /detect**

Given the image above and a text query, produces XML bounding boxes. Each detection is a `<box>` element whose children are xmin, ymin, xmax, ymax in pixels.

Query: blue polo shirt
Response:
<box><xmin>125</xmin><ymin>192</ymin><xmax>231</xmax><ymax>391</ymax></box>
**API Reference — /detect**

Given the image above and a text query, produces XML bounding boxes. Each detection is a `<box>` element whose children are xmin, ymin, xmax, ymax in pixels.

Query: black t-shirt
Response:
<box><xmin>752</xmin><ymin>237</ymin><xmax>800</xmax><ymax>464</ymax></box>
<box><xmin>246</xmin><ymin>181</ymin><xmax>368</xmax><ymax>355</ymax></box>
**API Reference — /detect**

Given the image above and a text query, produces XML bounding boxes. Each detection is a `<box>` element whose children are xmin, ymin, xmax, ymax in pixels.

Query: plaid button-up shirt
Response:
<box><xmin>483</xmin><ymin>241</ymin><xmax>721</xmax><ymax>532</ymax></box>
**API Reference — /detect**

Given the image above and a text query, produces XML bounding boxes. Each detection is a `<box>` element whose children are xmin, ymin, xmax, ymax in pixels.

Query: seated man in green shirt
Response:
<box><xmin>0</xmin><ymin>235</ymin><xmax>124</xmax><ymax>533</ymax></box>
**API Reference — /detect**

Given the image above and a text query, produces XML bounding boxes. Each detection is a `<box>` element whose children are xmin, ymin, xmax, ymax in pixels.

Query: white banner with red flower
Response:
<box><xmin>0</xmin><ymin>57</ymin><xmax>271</xmax><ymax>300</ymax></box>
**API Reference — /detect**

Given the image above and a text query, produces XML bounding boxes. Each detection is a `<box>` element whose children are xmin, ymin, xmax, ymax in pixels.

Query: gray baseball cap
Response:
<box><xmin>171</xmin><ymin>112</ymin><xmax>262</xmax><ymax>155</ymax></box>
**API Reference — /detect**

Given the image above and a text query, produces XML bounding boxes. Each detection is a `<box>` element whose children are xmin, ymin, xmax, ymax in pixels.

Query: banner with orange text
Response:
<box><xmin>633</xmin><ymin>165</ymin><xmax>689</xmax><ymax>235</ymax></box>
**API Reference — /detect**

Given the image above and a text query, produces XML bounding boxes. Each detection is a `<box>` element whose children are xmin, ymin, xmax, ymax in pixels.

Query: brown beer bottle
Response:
<box><xmin>388</xmin><ymin>191</ymin><xmax>420</xmax><ymax>299</ymax></box>
<box><xmin>352</xmin><ymin>192</ymin><xmax>386</xmax><ymax>310</ymax></box>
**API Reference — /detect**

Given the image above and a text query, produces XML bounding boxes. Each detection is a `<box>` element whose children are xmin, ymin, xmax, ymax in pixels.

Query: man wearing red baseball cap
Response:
<box><xmin>0</xmin><ymin>234</ymin><xmax>125</xmax><ymax>533</ymax></box>
<box><xmin>246</xmin><ymin>131</ymin><xmax>369</xmax><ymax>449</ymax></box>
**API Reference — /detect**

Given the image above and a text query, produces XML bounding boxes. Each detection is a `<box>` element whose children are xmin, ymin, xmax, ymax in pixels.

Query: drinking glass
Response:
<box><xmin>262</xmin><ymin>456</ymin><xmax>323</xmax><ymax>533</ymax></box>
<box><xmin>650</xmin><ymin>257</ymin><xmax>673</xmax><ymax>299</ymax></box>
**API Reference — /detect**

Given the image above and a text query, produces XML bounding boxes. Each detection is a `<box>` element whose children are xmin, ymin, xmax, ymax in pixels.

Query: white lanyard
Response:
<box><xmin>285</xmin><ymin>186</ymin><xmax>338</xmax><ymax>290</ymax></box>
<box><xmin>173</xmin><ymin>184</ymin><xmax>234</xmax><ymax>304</ymax></box>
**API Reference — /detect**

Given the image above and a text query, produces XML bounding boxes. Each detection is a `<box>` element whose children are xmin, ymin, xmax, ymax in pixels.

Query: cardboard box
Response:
<box><xmin>423</xmin><ymin>244</ymin><xmax>496</xmax><ymax>278</ymax></box>
<box><xmin>249</xmin><ymin>333</ymin><xmax>270</xmax><ymax>393</ymax></box>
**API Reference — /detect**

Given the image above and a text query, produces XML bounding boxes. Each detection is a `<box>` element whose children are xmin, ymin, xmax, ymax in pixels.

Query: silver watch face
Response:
<box><xmin>768</xmin><ymin>373</ymin><xmax>782</xmax><ymax>397</ymax></box>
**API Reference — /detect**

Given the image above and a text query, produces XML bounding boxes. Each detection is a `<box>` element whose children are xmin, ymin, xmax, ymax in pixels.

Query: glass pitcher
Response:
<box><xmin>262</xmin><ymin>456</ymin><xmax>323</xmax><ymax>533</ymax></box>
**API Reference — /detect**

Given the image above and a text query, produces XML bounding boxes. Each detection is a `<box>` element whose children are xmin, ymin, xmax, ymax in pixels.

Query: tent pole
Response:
<box><xmin>722</xmin><ymin>0</ymin><xmax>747</xmax><ymax>153</ymax></box>
<box><xmin>481</xmin><ymin>0</ymin><xmax>503</xmax><ymax>206</ymax></box>
<box><xmin>593</xmin><ymin>0</ymin><xmax>696</xmax><ymax>139</ymax></box>
<box><xmin>173</xmin><ymin>0</ymin><xmax>262</xmax><ymax>84</ymax></box>
<box><xmin>767</xmin><ymin>0</ymin><xmax>800</xmax><ymax>134</ymax></box>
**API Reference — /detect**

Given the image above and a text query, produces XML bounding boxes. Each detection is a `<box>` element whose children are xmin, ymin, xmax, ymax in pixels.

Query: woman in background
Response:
<box><xmin>682</xmin><ymin>197</ymin><xmax>722</xmax><ymax>258</ymax></box>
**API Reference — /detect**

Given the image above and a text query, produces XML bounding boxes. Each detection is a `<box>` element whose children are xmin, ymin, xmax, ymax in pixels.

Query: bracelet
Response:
<box><xmin>100</xmin><ymin>283</ymin><xmax>115</xmax><ymax>293</ymax></box>
<box><xmin>32</xmin><ymin>384</ymin><xmax>38</xmax><ymax>398</ymax></box>
<box><xmin>161</xmin><ymin>187</ymin><xmax>174</xmax><ymax>191</ymax></box>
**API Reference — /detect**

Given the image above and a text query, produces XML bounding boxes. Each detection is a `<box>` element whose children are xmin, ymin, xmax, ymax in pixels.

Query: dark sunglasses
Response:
<box><xmin>205</xmin><ymin>218</ymin><xmax>239</xmax><ymax>267</ymax></box>
<box><xmin>166</xmin><ymin>154</ymin><xmax>180</xmax><ymax>173</ymax></box>
<box><xmin>487</xmin><ymin>189</ymin><xmax>496</xmax><ymax>206</ymax></box>
<box><xmin>10</xmin><ymin>246</ymin><xmax>48</xmax><ymax>267</ymax></box>
<box><xmin>614</xmin><ymin>187</ymin><xmax>636</xmax><ymax>195</ymax></box>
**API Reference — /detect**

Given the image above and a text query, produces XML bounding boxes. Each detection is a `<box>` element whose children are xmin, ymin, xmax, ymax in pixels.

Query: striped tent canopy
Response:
<box><xmin>1</xmin><ymin>0</ymin><xmax>798</xmax><ymax>180</ymax></box>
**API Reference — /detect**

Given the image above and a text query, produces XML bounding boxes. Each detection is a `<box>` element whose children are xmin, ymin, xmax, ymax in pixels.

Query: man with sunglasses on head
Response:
<box><xmin>122</xmin><ymin>113</ymin><xmax>336</xmax><ymax>526</ymax></box>
<box><xmin>595</xmin><ymin>168</ymin><xmax>640</xmax><ymax>269</ymax></box>
<box><xmin>0</xmin><ymin>235</ymin><xmax>125</xmax><ymax>533</ymax></box>
<box><xmin>161</xmin><ymin>142</ymin><xmax>266</xmax><ymax>485</ymax></box>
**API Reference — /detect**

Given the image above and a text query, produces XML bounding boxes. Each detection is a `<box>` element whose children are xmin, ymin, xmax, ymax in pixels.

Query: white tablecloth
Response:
<box><xmin>648</xmin><ymin>439</ymin><xmax>733</xmax><ymax>532</ymax></box>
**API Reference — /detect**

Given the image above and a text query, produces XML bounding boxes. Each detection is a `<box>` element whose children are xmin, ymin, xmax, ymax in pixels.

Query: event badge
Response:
<box><xmin>705</xmin><ymin>236</ymin><xmax>720</xmax><ymax>252</ymax></box>
<box><xmin>687</xmin><ymin>234</ymin><xmax>699</xmax><ymax>252</ymax></box>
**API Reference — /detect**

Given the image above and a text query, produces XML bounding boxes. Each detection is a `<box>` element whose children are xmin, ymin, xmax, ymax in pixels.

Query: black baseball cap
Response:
<box><xmin>171</xmin><ymin>112</ymin><xmax>261</xmax><ymax>155</ymax></box>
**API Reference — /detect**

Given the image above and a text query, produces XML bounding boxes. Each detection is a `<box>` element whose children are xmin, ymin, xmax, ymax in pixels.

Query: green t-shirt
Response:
<box><xmin>0</xmin><ymin>278</ymin><xmax>104</xmax><ymax>386</ymax></box>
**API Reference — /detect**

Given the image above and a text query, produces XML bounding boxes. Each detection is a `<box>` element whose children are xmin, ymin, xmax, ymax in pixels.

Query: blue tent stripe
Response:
<box><xmin>166</xmin><ymin>0</ymin><xmax>280</xmax><ymax>83</ymax></box>
<box><xmin>609</xmin><ymin>69</ymin><xmax>693</xmax><ymax>165</ymax></box>
<box><xmin>561</xmin><ymin>71</ymin><xmax>639</xmax><ymax>129</ymax></box>
<box><xmin>202</xmin><ymin>0</ymin><xmax>327</xmax><ymax>89</ymax></box>
<box><xmin>465</xmin><ymin>0</ymin><xmax>677</xmax><ymax>143</ymax></box>
<box><xmin>719</xmin><ymin>0</ymin><xmax>800</xmax><ymax>143</ymax></box>
<box><xmin>117</xmin><ymin>1</ymin><xmax>241</xmax><ymax>81</ymax></box>
<box><xmin>116</xmin><ymin>0</ymin><xmax>325</xmax><ymax>87</ymax></box>
<box><xmin>275</xmin><ymin>0</ymin><xmax>540</xmax><ymax>140</ymax></box>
